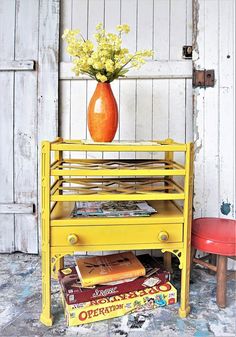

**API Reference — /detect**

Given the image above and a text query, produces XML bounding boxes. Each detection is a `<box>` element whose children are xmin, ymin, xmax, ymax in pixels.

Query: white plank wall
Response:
<box><xmin>59</xmin><ymin>0</ymin><xmax>193</xmax><ymax>256</ymax></box>
<box><xmin>0</xmin><ymin>0</ymin><xmax>15</xmax><ymax>252</ymax></box>
<box><xmin>14</xmin><ymin>0</ymin><xmax>39</xmax><ymax>253</ymax></box>
<box><xmin>193</xmin><ymin>0</ymin><xmax>235</xmax><ymax>220</ymax></box>
<box><xmin>193</xmin><ymin>0</ymin><xmax>235</xmax><ymax>267</ymax></box>
<box><xmin>218</xmin><ymin>0</ymin><xmax>235</xmax><ymax>219</ymax></box>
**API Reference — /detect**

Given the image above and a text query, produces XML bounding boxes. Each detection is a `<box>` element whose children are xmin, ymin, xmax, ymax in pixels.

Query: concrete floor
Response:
<box><xmin>0</xmin><ymin>253</ymin><xmax>235</xmax><ymax>337</ymax></box>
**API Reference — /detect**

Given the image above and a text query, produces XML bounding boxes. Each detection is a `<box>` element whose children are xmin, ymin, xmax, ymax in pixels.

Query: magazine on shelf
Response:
<box><xmin>58</xmin><ymin>254</ymin><xmax>170</xmax><ymax>305</ymax></box>
<box><xmin>71</xmin><ymin>200</ymin><xmax>157</xmax><ymax>218</ymax></box>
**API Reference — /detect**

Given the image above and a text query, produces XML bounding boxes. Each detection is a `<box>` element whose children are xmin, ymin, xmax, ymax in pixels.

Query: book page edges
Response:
<box><xmin>75</xmin><ymin>265</ymin><xmax>83</xmax><ymax>284</ymax></box>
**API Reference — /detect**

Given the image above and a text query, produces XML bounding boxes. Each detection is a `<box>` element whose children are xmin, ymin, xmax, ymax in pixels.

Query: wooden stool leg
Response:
<box><xmin>210</xmin><ymin>254</ymin><xmax>217</xmax><ymax>266</ymax></box>
<box><xmin>190</xmin><ymin>248</ymin><xmax>196</xmax><ymax>269</ymax></box>
<box><xmin>209</xmin><ymin>254</ymin><xmax>217</xmax><ymax>275</ymax></box>
<box><xmin>216</xmin><ymin>255</ymin><xmax>227</xmax><ymax>308</ymax></box>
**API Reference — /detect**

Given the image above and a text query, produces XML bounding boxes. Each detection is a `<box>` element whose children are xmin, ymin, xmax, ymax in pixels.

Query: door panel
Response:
<box><xmin>0</xmin><ymin>0</ymin><xmax>59</xmax><ymax>253</ymax></box>
<box><xmin>0</xmin><ymin>0</ymin><xmax>16</xmax><ymax>252</ymax></box>
<box><xmin>193</xmin><ymin>0</ymin><xmax>235</xmax><ymax>219</ymax></box>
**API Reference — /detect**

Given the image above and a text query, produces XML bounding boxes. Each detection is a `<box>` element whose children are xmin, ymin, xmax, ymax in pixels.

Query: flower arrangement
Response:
<box><xmin>62</xmin><ymin>23</ymin><xmax>153</xmax><ymax>83</ymax></box>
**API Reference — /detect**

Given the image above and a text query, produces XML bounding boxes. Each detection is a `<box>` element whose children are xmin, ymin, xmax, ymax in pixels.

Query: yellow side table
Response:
<box><xmin>40</xmin><ymin>138</ymin><xmax>193</xmax><ymax>326</ymax></box>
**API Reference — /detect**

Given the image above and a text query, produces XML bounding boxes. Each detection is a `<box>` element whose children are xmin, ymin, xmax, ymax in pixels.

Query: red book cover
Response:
<box><xmin>58</xmin><ymin>254</ymin><xmax>170</xmax><ymax>305</ymax></box>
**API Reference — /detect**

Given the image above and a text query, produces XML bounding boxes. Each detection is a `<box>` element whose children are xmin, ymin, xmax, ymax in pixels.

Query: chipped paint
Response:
<box><xmin>192</xmin><ymin>0</ymin><xmax>200</xmax><ymax>61</ymax></box>
<box><xmin>220</xmin><ymin>201</ymin><xmax>231</xmax><ymax>216</ymax></box>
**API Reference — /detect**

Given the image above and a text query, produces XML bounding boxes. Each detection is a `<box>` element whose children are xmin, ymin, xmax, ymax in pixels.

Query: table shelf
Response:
<box><xmin>50</xmin><ymin>138</ymin><xmax>188</xmax><ymax>152</ymax></box>
<box><xmin>50</xmin><ymin>159</ymin><xmax>186</xmax><ymax>176</ymax></box>
<box><xmin>50</xmin><ymin>200</ymin><xmax>184</xmax><ymax>225</ymax></box>
<box><xmin>50</xmin><ymin>177</ymin><xmax>184</xmax><ymax>201</ymax></box>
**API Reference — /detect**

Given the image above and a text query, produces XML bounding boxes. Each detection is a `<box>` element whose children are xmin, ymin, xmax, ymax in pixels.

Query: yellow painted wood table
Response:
<box><xmin>40</xmin><ymin>138</ymin><xmax>193</xmax><ymax>326</ymax></box>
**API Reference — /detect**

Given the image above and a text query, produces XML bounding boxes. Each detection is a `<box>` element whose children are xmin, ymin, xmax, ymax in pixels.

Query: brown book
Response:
<box><xmin>75</xmin><ymin>251</ymin><xmax>146</xmax><ymax>287</ymax></box>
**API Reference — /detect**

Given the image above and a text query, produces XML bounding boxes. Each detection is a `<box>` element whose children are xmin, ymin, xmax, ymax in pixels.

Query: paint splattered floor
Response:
<box><xmin>0</xmin><ymin>253</ymin><xmax>235</xmax><ymax>337</ymax></box>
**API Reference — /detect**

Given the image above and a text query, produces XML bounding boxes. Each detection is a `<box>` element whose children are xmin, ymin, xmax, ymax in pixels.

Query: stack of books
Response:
<box><xmin>71</xmin><ymin>201</ymin><xmax>157</xmax><ymax>217</ymax></box>
<box><xmin>59</xmin><ymin>252</ymin><xmax>177</xmax><ymax>326</ymax></box>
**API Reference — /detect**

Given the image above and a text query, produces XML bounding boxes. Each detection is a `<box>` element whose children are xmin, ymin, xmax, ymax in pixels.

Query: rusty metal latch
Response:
<box><xmin>182</xmin><ymin>46</ymin><xmax>192</xmax><ymax>59</ymax></box>
<box><xmin>193</xmin><ymin>69</ymin><xmax>215</xmax><ymax>88</ymax></box>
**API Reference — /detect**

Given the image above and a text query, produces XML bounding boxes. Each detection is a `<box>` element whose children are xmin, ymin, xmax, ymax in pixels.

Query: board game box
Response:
<box><xmin>61</xmin><ymin>282</ymin><xmax>177</xmax><ymax>326</ymax></box>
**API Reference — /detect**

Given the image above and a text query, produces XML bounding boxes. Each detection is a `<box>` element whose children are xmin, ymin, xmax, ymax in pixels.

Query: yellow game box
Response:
<box><xmin>61</xmin><ymin>282</ymin><xmax>177</xmax><ymax>326</ymax></box>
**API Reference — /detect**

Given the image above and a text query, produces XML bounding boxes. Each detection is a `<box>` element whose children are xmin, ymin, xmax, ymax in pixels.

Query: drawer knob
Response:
<box><xmin>67</xmin><ymin>233</ymin><xmax>78</xmax><ymax>245</ymax></box>
<box><xmin>158</xmin><ymin>231</ymin><xmax>169</xmax><ymax>242</ymax></box>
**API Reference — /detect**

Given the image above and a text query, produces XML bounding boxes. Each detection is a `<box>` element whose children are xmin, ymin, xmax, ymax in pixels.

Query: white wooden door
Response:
<box><xmin>0</xmin><ymin>0</ymin><xmax>38</xmax><ymax>253</ymax></box>
<box><xmin>193</xmin><ymin>0</ymin><xmax>235</xmax><ymax>220</ymax></box>
<box><xmin>59</xmin><ymin>0</ymin><xmax>193</xmax><ymax>255</ymax></box>
<box><xmin>0</xmin><ymin>0</ymin><xmax>59</xmax><ymax>253</ymax></box>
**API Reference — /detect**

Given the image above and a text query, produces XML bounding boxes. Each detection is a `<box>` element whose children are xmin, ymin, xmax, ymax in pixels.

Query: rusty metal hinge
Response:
<box><xmin>193</xmin><ymin>69</ymin><xmax>215</xmax><ymax>88</ymax></box>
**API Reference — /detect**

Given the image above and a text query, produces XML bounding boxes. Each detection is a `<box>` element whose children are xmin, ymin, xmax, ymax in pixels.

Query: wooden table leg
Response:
<box><xmin>178</xmin><ymin>247</ymin><xmax>191</xmax><ymax>318</ymax></box>
<box><xmin>40</xmin><ymin>142</ymin><xmax>53</xmax><ymax>326</ymax></box>
<box><xmin>216</xmin><ymin>255</ymin><xmax>227</xmax><ymax>308</ymax></box>
<box><xmin>179</xmin><ymin>261</ymin><xmax>191</xmax><ymax>317</ymax></box>
<box><xmin>164</xmin><ymin>252</ymin><xmax>173</xmax><ymax>273</ymax></box>
<box><xmin>40</xmin><ymin>250</ymin><xmax>53</xmax><ymax>326</ymax></box>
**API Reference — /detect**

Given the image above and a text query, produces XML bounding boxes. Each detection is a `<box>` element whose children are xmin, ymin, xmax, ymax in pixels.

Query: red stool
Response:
<box><xmin>191</xmin><ymin>218</ymin><xmax>236</xmax><ymax>308</ymax></box>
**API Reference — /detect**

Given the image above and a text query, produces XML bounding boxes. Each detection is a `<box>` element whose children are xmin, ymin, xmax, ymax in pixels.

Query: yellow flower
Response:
<box><xmin>62</xmin><ymin>29</ymin><xmax>80</xmax><ymax>42</ymax></box>
<box><xmin>96</xmin><ymin>73</ymin><xmax>107</xmax><ymax>82</ymax></box>
<box><xmin>105</xmin><ymin>60</ymin><xmax>114</xmax><ymax>72</ymax></box>
<box><xmin>62</xmin><ymin>29</ymin><xmax>70</xmax><ymax>39</ymax></box>
<box><xmin>87</xmin><ymin>58</ymin><xmax>94</xmax><ymax>66</ymax></box>
<box><xmin>96</xmin><ymin>23</ymin><xmax>103</xmax><ymax>31</ymax></box>
<box><xmin>93</xmin><ymin>61</ymin><xmax>103</xmax><ymax>70</ymax></box>
<box><xmin>116</xmin><ymin>24</ymin><xmax>130</xmax><ymax>34</ymax></box>
<box><xmin>82</xmin><ymin>40</ymin><xmax>94</xmax><ymax>53</ymax></box>
<box><xmin>99</xmin><ymin>49</ymin><xmax>110</xmax><ymax>57</ymax></box>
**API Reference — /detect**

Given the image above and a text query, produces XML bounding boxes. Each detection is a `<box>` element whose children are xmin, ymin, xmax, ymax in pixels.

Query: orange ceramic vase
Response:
<box><xmin>88</xmin><ymin>82</ymin><xmax>118</xmax><ymax>142</ymax></box>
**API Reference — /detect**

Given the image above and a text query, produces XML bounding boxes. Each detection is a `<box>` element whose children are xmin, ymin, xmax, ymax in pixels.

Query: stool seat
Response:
<box><xmin>191</xmin><ymin>217</ymin><xmax>236</xmax><ymax>308</ymax></box>
<box><xmin>192</xmin><ymin>217</ymin><xmax>236</xmax><ymax>256</ymax></box>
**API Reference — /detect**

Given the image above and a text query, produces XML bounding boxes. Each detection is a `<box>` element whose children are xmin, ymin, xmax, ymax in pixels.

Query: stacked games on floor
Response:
<box><xmin>58</xmin><ymin>252</ymin><xmax>177</xmax><ymax>326</ymax></box>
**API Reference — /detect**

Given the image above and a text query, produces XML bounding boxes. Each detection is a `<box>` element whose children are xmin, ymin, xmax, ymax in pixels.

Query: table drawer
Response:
<box><xmin>51</xmin><ymin>223</ymin><xmax>183</xmax><ymax>247</ymax></box>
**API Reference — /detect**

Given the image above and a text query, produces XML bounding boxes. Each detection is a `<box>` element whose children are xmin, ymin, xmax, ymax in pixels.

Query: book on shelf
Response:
<box><xmin>71</xmin><ymin>201</ymin><xmax>157</xmax><ymax>218</ymax></box>
<box><xmin>75</xmin><ymin>252</ymin><xmax>146</xmax><ymax>288</ymax></box>
<box><xmin>61</xmin><ymin>281</ymin><xmax>177</xmax><ymax>326</ymax></box>
<box><xmin>58</xmin><ymin>254</ymin><xmax>170</xmax><ymax>305</ymax></box>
